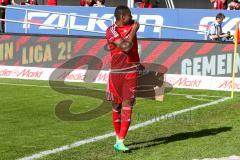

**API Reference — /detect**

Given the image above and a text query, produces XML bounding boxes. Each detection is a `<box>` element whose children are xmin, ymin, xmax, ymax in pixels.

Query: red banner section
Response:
<box><xmin>0</xmin><ymin>34</ymin><xmax>239</xmax><ymax>77</ymax></box>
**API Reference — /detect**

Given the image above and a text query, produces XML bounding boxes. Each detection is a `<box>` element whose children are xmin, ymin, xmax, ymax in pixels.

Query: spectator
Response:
<box><xmin>210</xmin><ymin>0</ymin><xmax>228</xmax><ymax>9</ymax></box>
<box><xmin>134</xmin><ymin>0</ymin><xmax>141</xmax><ymax>6</ymax></box>
<box><xmin>0</xmin><ymin>0</ymin><xmax>11</xmax><ymax>5</ymax></box>
<box><xmin>208</xmin><ymin>13</ymin><xmax>231</xmax><ymax>41</ymax></box>
<box><xmin>227</xmin><ymin>0</ymin><xmax>240</xmax><ymax>10</ymax></box>
<box><xmin>80</xmin><ymin>0</ymin><xmax>96</xmax><ymax>6</ymax></box>
<box><xmin>138</xmin><ymin>0</ymin><xmax>152</xmax><ymax>8</ymax></box>
<box><xmin>93</xmin><ymin>0</ymin><xmax>105</xmax><ymax>7</ymax></box>
<box><xmin>20</xmin><ymin>0</ymin><xmax>38</xmax><ymax>5</ymax></box>
<box><xmin>47</xmin><ymin>0</ymin><xmax>57</xmax><ymax>6</ymax></box>
<box><xmin>11</xmin><ymin>0</ymin><xmax>18</xmax><ymax>5</ymax></box>
<box><xmin>10</xmin><ymin>0</ymin><xmax>38</xmax><ymax>5</ymax></box>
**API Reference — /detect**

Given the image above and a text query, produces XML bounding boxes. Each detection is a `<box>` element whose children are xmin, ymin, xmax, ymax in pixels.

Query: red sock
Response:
<box><xmin>119</xmin><ymin>106</ymin><xmax>132</xmax><ymax>140</ymax></box>
<box><xmin>112</xmin><ymin>109</ymin><xmax>121</xmax><ymax>136</ymax></box>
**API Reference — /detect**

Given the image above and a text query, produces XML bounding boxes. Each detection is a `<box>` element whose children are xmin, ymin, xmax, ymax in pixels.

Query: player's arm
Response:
<box><xmin>113</xmin><ymin>22</ymin><xmax>139</xmax><ymax>52</ymax></box>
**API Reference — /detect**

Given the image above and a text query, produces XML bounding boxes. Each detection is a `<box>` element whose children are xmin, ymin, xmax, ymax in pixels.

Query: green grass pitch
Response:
<box><xmin>0</xmin><ymin>78</ymin><xmax>240</xmax><ymax>160</ymax></box>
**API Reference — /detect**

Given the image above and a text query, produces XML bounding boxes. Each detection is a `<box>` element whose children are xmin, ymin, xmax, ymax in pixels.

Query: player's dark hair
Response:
<box><xmin>216</xmin><ymin>13</ymin><xmax>225</xmax><ymax>19</ymax></box>
<box><xmin>114</xmin><ymin>5</ymin><xmax>131</xmax><ymax>21</ymax></box>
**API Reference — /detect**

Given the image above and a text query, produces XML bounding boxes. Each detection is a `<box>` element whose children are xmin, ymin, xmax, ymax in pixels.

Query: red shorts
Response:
<box><xmin>106</xmin><ymin>72</ymin><xmax>138</xmax><ymax>104</ymax></box>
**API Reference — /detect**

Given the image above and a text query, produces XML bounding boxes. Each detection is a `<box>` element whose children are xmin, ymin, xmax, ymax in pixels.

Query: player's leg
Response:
<box><xmin>118</xmin><ymin>99</ymin><xmax>134</xmax><ymax>141</ymax></box>
<box><xmin>114</xmin><ymin>72</ymin><xmax>137</xmax><ymax>152</ymax></box>
<box><xmin>114</xmin><ymin>99</ymin><xmax>134</xmax><ymax>152</ymax></box>
<box><xmin>107</xmin><ymin>73</ymin><xmax>125</xmax><ymax>147</ymax></box>
<box><xmin>112</xmin><ymin>101</ymin><xmax>122</xmax><ymax>142</ymax></box>
<box><xmin>119</xmin><ymin>72</ymin><xmax>137</xmax><ymax>140</ymax></box>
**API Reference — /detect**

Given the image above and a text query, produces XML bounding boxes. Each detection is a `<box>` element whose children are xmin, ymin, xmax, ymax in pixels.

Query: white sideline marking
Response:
<box><xmin>0</xmin><ymin>82</ymin><xmax>50</xmax><ymax>88</ymax></box>
<box><xmin>193</xmin><ymin>155</ymin><xmax>240</xmax><ymax>160</ymax></box>
<box><xmin>17</xmin><ymin>96</ymin><xmax>230</xmax><ymax>160</ymax></box>
<box><xmin>0</xmin><ymin>82</ymin><xmax>226</xmax><ymax>98</ymax></box>
<box><xmin>168</xmin><ymin>93</ymin><xmax>225</xmax><ymax>98</ymax></box>
<box><xmin>185</xmin><ymin>95</ymin><xmax>213</xmax><ymax>102</ymax></box>
<box><xmin>0</xmin><ymin>82</ymin><xmax>105</xmax><ymax>91</ymax></box>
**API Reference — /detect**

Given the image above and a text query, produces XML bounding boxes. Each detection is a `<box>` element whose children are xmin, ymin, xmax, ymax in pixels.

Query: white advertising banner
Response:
<box><xmin>0</xmin><ymin>65</ymin><xmax>240</xmax><ymax>92</ymax></box>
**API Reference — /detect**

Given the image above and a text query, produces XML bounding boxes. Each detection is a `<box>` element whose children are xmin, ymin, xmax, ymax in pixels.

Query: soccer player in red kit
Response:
<box><xmin>106</xmin><ymin>5</ymin><xmax>141</xmax><ymax>152</ymax></box>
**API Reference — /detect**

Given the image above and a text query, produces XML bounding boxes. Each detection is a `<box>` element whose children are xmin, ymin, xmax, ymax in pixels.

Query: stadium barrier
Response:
<box><xmin>1</xmin><ymin>5</ymin><xmax>209</xmax><ymax>40</ymax></box>
<box><xmin>3</xmin><ymin>5</ymin><xmax>225</xmax><ymax>40</ymax></box>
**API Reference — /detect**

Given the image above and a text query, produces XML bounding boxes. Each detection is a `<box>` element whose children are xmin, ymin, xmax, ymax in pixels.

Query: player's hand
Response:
<box><xmin>137</xmin><ymin>63</ymin><xmax>146</xmax><ymax>75</ymax></box>
<box><xmin>132</xmin><ymin>22</ymin><xmax>140</xmax><ymax>32</ymax></box>
<box><xmin>138</xmin><ymin>63</ymin><xmax>145</xmax><ymax>71</ymax></box>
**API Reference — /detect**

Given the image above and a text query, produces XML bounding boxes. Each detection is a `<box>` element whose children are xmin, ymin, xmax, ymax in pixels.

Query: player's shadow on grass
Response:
<box><xmin>127</xmin><ymin>127</ymin><xmax>232</xmax><ymax>151</ymax></box>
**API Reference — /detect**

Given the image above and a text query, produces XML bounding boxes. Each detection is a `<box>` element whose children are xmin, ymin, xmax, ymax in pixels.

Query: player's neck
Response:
<box><xmin>115</xmin><ymin>21</ymin><xmax>125</xmax><ymax>27</ymax></box>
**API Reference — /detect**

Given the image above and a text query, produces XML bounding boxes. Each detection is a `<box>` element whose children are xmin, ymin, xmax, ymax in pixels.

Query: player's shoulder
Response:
<box><xmin>106</xmin><ymin>24</ymin><xmax>119</xmax><ymax>38</ymax></box>
<box><xmin>106</xmin><ymin>25</ymin><xmax>112</xmax><ymax>33</ymax></box>
<box><xmin>106</xmin><ymin>24</ymin><xmax>118</xmax><ymax>33</ymax></box>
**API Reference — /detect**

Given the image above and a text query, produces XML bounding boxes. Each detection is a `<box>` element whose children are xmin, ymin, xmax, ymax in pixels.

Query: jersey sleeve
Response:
<box><xmin>106</xmin><ymin>26</ymin><xmax>121</xmax><ymax>43</ymax></box>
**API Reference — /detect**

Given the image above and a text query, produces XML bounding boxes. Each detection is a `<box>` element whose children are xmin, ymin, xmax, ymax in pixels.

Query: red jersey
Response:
<box><xmin>106</xmin><ymin>24</ymin><xmax>140</xmax><ymax>70</ymax></box>
<box><xmin>47</xmin><ymin>0</ymin><xmax>57</xmax><ymax>6</ymax></box>
<box><xmin>21</xmin><ymin>0</ymin><xmax>38</xmax><ymax>5</ymax></box>
<box><xmin>1</xmin><ymin>0</ymin><xmax>10</xmax><ymax>5</ymax></box>
<box><xmin>212</xmin><ymin>0</ymin><xmax>227</xmax><ymax>9</ymax></box>
<box><xmin>29</xmin><ymin>0</ymin><xmax>37</xmax><ymax>5</ymax></box>
<box><xmin>139</xmin><ymin>2</ymin><xmax>152</xmax><ymax>8</ymax></box>
<box><xmin>80</xmin><ymin>0</ymin><xmax>96</xmax><ymax>6</ymax></box>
